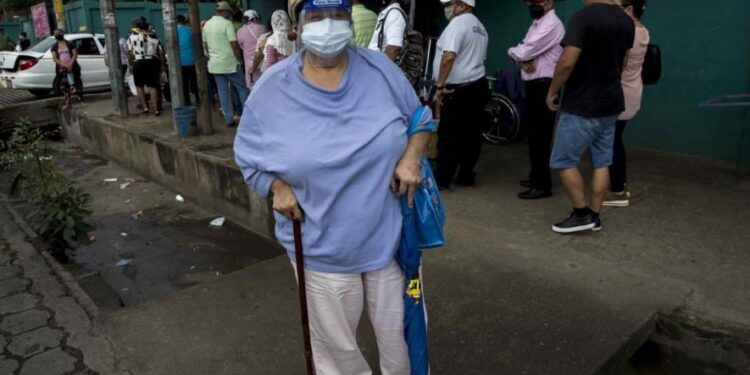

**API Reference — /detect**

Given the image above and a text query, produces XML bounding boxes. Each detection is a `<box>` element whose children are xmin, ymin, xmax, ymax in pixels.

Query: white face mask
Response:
<box><xmin>444</xmin><ymin>5</ymin><xmax>456</xmax><ymax>21</ymax></box>
<box><xmin>301</xmin><ymin>18</ymin><xmax>353</xmax><ymax>59</ymax></box>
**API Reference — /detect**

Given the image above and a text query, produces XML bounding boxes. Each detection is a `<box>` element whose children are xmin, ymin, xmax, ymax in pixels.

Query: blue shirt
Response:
<box><xmin>177</xmin><ymin>24</ymin><xmax>195</xmax><ymax>66</ymax></box>
<box><xmin>234</xmin><ymin>47</ymin><xmax>433</xmax><ymax>274</ymax></box>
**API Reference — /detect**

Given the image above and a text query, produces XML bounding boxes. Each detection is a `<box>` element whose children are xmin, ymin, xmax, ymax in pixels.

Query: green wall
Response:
<box><xmin>475</xmin><ymin>1</ymin><xmax>750</xmax><ymax>168</ymax></box>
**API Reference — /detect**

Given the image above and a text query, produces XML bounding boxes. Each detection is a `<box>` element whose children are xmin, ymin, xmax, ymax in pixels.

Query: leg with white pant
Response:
<box><xmin>294</xmin><ymin>263</ymin><xmax>371</xmax><ymax>375</ymax></box>
<box><xmin>364</xmin><ymin>262</ymin><xmax>410</xmax><ymax>375</ymax></box>
<box><xmin>292</xmin><ymin>261</ymin><xmax>410</xmax><ymax>375</ymax></box>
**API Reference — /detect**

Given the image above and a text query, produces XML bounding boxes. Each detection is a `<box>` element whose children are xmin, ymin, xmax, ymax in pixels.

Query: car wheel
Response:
<box><xmin>29</xmin><ymin>89</ymin><xmax>51</xmax><ymax>98</ymax></box>
<box><xmin>52</xmin><ymin>76</ymin><xmax>62</xmax><ymax>97</ymax></box>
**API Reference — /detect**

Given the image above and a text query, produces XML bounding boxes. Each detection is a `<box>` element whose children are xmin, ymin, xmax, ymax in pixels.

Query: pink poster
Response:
<box><xmin>31</xmin><ymin>3</ymin><xmax>51</xmax><ymax>38</ymax></box>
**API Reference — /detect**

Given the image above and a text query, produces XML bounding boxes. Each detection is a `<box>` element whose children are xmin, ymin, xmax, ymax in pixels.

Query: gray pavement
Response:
<box><xmin>98</xmin><ymin>144</ymin><xmax>750</xmax><ymax>374</ymax></box>
<box><xmin>0</xmin><ymin>204</ymin><xmax>127</xmax><ymax>375</ymax></box>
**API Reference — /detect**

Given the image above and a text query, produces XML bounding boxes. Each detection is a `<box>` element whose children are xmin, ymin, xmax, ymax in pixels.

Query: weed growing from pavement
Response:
<box><xmin>0</xmin><ymin>118</ymin><xmax>92</xmax><ymax>262</ymax></box>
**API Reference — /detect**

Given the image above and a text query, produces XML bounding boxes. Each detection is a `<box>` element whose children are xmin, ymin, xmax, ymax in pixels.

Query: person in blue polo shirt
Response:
<box><xmin>176</xmin><ymin>15</ymin><xmax>198</xmax><ymax>105</ymax></box>
<box><xmin>234</xmin><ymin>0</ymin><xmax>433</xmax><ymax>372</ymax></box>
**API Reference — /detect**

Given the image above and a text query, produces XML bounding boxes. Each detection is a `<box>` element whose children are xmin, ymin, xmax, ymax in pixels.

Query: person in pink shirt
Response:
<box><xmin>237</xmin><ymin>9</ymin><xmax>267</xmax><ymax>89</ymax></box>
<box><xmin>604</xmin><ymin>0</ymin><xmax>650</xmax><ymax>207</ymax></box>
<box><xmin>508</xmin><ymin>0</ymin><xmax>565</xmax><ymax>199</ymax></box>
<box><xmin>260</xmin><ymin>10</ymin><xmax>296</xmax><ymax>73</ymax></box>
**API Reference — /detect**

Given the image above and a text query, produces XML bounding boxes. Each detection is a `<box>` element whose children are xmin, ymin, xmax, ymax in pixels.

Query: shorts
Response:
<box><xmin>549</xmin><ymin>111</ymin><xmax>618</xmax><ymax>169</ymax></box>
<box><xmin>133</xmin><ymin>58</ymin><xmax>160</xmax><ymax>88</ymax></box>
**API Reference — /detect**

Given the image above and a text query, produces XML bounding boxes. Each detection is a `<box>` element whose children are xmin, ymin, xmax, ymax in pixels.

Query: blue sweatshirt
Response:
<box><xmin>234</xmin><ymin>46</ymin><xmax>433</xmax><ymax>273</ymax></box>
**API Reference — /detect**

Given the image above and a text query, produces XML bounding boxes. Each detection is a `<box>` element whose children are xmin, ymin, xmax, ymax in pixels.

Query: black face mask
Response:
<box><xmin>529</xmin><ymin>4</ymin><xmax>546</xmax><ymax>19</ymax></box>
<box><xmin>55</xmin><ymin>34</ymin><xmax>64</xmax><ymax>41</ymax></box>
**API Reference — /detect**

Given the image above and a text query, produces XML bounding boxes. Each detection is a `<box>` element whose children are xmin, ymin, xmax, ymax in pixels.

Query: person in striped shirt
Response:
<box><xmin>351</xmin><ymin>0</ymin><xmax>377</xmax><ymax>48</ymax></box>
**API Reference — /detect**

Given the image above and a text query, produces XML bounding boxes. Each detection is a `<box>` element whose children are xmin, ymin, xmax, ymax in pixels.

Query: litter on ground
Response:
<box><xmin>210</xmin><ymin>217</ymin><xmax>226</xmax><ymax>227</ymax></box>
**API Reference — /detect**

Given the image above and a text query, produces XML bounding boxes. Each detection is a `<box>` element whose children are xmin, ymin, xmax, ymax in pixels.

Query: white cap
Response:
<box><xmin>440</xmin><ymin>0</ymin><xmax>475</xmax><ymax>7</ymax></box>
<box><xmin>244</xmin><ymin>10</ymin><xmax>259</xmax><ymax>20</ymax></box>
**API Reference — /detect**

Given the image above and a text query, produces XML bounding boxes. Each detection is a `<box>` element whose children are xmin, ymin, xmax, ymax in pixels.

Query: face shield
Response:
<box><xmin>298</xmin><ymin>8</ymin><xmax>353</xmax><ymax>59</ymax></box>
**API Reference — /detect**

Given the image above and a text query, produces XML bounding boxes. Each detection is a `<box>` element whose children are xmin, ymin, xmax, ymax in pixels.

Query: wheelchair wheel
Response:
<box><xmin>483</xmin><ymin>93</ymin><xmax>521</xmax><ymax>144</ymax></box>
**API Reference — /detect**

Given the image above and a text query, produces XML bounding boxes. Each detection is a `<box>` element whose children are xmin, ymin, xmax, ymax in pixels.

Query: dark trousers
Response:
<box><xmin>181</xmin><ymin>65</ymin><xmax>198</xmax><ymax>106</ymax></box>
<box><xmin>524</xmin><ymin>78</ymin><xmax>556</xmax><ymax>190</ymax></box>
<box><xmin>609</xmin><ymin>120</ymin><xmax>628</xmax><ymax>192</ymax></box>
<box><xmin>437</xmin><ymin>77</ymin><xmax>490</xmax><ymax>187</ymax></box>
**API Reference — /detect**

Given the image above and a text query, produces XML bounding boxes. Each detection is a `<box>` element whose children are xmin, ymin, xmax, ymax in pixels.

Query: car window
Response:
<box><xmin>28</xmin><ymin>37</ymin><xmax>56</xmax><ymax>53</ymax></box>
<box><xmin>75</xmin><ymin>38</ymin><xmax>101</xmax><ymax>56</ymax></box>
<box><xmin>98</xmin><ymin>38</ymin><xmax>105</xmax><ymax>47</ymax></box>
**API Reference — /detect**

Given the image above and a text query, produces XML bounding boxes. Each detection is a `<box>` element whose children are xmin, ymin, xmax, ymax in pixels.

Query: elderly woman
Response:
<box><xmin>234</xmin><ymin>0</ymin><xmax>432</xmax><ymax>373</ymax></box>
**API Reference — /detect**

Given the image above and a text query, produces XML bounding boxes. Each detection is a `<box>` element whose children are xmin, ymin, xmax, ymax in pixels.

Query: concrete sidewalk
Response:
<box><xmin>98</xmin><ymin>137</ymin><xmax>750</xmax><ymax>374</ymax></box>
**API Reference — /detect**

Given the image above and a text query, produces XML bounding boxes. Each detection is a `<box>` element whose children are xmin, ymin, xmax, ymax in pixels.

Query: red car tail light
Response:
<box><xmin>18</xmin><ymin>58</ymin><xmax>39</xmax><ymax>71</ymax></box>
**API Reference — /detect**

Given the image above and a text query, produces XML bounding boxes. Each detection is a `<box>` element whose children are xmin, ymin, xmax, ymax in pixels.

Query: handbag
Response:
<box><xmin>406</xmin><ymin>106</ymin><xmax>446</xmax><ymax>249</ymax></box>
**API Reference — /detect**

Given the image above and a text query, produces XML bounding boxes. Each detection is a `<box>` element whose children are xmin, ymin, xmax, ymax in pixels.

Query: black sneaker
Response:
<box><xmin>591</xmin><ymin>217</ymin><xmax>602</xmax><ymax>232</ymax></box>
<box><xmin>552</xmin><ymin>212</ymin><xmax>596</xmax><ymax>234</ymax></box>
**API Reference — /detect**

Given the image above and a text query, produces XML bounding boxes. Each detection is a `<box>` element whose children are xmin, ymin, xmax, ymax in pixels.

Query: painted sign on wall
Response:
<box><xmin>30</xmin><ymin>3</ymin><xmax>51</xmax><ymax>38</ymax></box>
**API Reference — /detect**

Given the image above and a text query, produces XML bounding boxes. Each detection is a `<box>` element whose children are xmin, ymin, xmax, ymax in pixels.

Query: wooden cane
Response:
<box><xmin>293</xmin><ymin>219</ymin><xmax>315</xmax><ymax>375</ymax></box>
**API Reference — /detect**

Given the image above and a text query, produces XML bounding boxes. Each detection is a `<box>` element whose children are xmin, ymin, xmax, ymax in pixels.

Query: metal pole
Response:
<box><xmin>98</xmin><ymin>0</ymin><xmax>128</xmax><ymax>116</ymax></box>
<box><xmin>409</xmin><ymin>0</ymin><xmax>415</xmax><ymax>26</ymax></box>
<box><xmin>162</xmin><ymin>0</ymin><xmax>185</xmax><ymax>114</ymax></box>
<box><xmin>188</xmin><ymin>0</ymin><xmax>213</xmax><ymax>135</ymax></box>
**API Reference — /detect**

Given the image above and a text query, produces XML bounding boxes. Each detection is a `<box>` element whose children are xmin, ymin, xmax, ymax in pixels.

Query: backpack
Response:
<box><xmin>641</xmin><ymin>44</ymin><xmax>661</xmax><ymax>85</ymax></box>
<box><xmin>377</xmin><ymin>7</ymin><xmax>424</xmax><ymax>87</ymax></box>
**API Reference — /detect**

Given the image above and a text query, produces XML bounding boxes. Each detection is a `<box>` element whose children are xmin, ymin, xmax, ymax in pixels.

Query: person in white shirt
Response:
<box><xmin>432</xmin><ymin>0</ymin><xmax>489</xmax><ymax>190</ymax></box>
<box><xmin>368</xmin><ymin>0</ymin><xmax>407</xmax><ymax>60</ymax></box>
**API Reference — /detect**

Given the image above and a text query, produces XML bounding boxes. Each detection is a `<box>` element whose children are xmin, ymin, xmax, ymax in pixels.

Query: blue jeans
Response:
<box><xmin>549</xmin><ymin>112</ymin><xmax>618</xmax><ymax>170</ymax></box>
<box><xmin>213</xmin><ymin>65</ymin><xmax>249</xmax><ymax>125</ymax></box>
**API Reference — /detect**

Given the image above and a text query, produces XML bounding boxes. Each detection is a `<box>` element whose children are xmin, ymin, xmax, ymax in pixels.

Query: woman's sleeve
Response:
<box><xmin>233</xmin><ymin>108</ymin><xmax>277</xmax><ymax>198</ymax></box>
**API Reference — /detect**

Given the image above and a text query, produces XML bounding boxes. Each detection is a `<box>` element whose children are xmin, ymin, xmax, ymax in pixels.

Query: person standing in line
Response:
<box><xmin>235</xmin><ymin>1</ymin><xmax>433</xmax><ymax>372</ymax></box>
<box><xmin>545</xmin><ymin>0</ymin><xmax>634</xmax><ymax>233</ymax></box>
<box><xmin>128</xmin><ymin>20</ymin><xmax>165</xmax><ymax>115</ymax></box>
<box><xmin>260</xmin><ymin>10</ymin><xmax>296</xmax><ymax>72</ymax></box>
<box><xmin>203</xmin><ymin>1</ymin><xmax>249</xmax><ymax>127</ymax></box>
<box><xmin>176</xmin><ymin>15</ymin><xmax>198</xmax><ymax>105</ymax></box>
<box><xmin>508</xmin><ymin>0</ymin><xmax>565</xmax><ymax>200</ymax></box>
<box><xmin>17</xmin><ymin>32</ymin><xmax>31</xmax><ymax>51</ymax></box>
<box><xmin>237</xmin><ymin>9</ymin><xmax>267</xmax><ymax>89</ymax></box>
<box><xmin>368</xmin><ymin>0</ymin><xmax>406</xmax><ymax>60</ymax></box>
<box><xmin>432</xmin><ymin>0</ymin><xmax>490</xmax><ymax>191</ymax></box>
<box><xmin>351</xmin><ymin>0</ymin><xmax>377</xmax><ymax>48</ymax></box>
<box><xmin>51</xmin><ymin>29</ymin><xmax>83</xmax><ymax>109</ymax></box>
<box><xmin>603</xmin><ymin>0</ymin><xmax>650</xmax><ymax>208</ymax></box>
<box><xmin>0</xmin><ymin>28</ymin><xmax>14</xmax><ymax>51</ymax></box>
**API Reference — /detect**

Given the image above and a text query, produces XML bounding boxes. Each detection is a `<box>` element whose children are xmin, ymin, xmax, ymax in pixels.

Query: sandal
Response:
<box><xmin>153</xmin><ymin>110</ymin><xmax>161</xmax><ymax>116</ymax></box>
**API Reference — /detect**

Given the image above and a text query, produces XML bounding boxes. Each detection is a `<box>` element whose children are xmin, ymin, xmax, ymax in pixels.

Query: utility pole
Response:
<box><xmin>99</xmin><ymin>0</ymin><xmax>128</xmax><ymax>116</ymax></box>
<box><xmin>161</xmin><ymin>0</ymin><xmax>185</xmax><ymax>113</ymax></box>
<box><xmin>189</xmin><ymin>0</ymin><xmax>213</xmax><ymax>135</ymax></box>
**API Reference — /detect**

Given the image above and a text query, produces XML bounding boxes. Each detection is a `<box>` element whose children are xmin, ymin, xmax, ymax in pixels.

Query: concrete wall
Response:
<box><xmin>474</xmin><ymin>1</ymin><xmax>750</xmax><ymax>169</ymax></box>
<box><xmin>59</xmin><ymin>108</ymin><xmax>276</xmax><ymax>241</ymax></box>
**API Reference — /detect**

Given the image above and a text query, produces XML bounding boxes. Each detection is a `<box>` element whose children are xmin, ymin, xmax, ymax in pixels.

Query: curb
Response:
<box><xmin>0</xmin><ymin>196</ymin><xmax>101</xmax><ymax>320</ymax></box>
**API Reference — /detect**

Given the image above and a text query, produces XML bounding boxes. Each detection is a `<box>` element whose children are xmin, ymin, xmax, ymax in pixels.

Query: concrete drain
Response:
<box><xmin>596</xmin><ymin>313</ymin><xmax>750</xmax><ymax>374</ymax></box>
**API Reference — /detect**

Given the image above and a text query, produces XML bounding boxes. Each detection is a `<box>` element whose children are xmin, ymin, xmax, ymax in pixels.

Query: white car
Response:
<box><xmin>0</xmin><ymin>33</ymin><xmax>110</xmax><ymax>98</ymax></box>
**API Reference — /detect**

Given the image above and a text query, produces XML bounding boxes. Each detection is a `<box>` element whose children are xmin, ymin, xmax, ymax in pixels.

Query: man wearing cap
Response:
<box><xmin>546</xmin><ymin>0</ymin><xmax>634</xmax><ymax>233</ymax></box>
<box><xmin>237</xmin><ymin>9</ymin><xmax>267</xmax><ymax>88</ymax></box>
<box><xmin>432</xmin><ymin>0</ymin><xmax>489</xmax><ymax>191</ymax></box>
<box><xmin>203</xmin><ymin>1</ymin><xmax>249</xmax><ymax>126</ymax></box>
<box><xmin>508</xmin><ymin>0</ymin><xmax>565</xmax><ymax>200</ymax></box>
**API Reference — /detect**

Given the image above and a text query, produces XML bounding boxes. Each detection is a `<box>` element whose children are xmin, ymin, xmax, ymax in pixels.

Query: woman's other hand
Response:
<box><xmin>271</xmin><ymin>178</ymin><xmax>304</xmax><ymax>221</ymax></box>
<box><xmin>391</xmin><ymin>153</ymin><xmax>422</xmax><ymax>208</ymax></box>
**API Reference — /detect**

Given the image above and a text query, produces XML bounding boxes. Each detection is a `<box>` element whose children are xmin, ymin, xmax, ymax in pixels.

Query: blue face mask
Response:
<box><xmin>301</xmin><ymin>18</ymin><xmax>353</xmax><ymax>59</ymax></box>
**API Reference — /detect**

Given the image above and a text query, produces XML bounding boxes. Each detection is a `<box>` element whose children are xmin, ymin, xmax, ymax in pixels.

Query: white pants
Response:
<box><xmin>292</xmin><ymin>261</ymin><xmax>410</xmax><ymax>375</ymax></box>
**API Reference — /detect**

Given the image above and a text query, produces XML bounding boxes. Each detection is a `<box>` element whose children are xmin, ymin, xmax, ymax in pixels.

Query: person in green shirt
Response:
<box><xmin>351</xmin><ymin>0</ymin><xmax>377</xmax><ymax>48</ymax></box>
<box><xmin>0</xmin><ymin>28</ymin><xmax>15</xmax><ymax>51</ymax></box>
<box><xmin>203</xmin><ymin>1</ymin><xmax>249</xmax><ymax>127</ymax></box>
